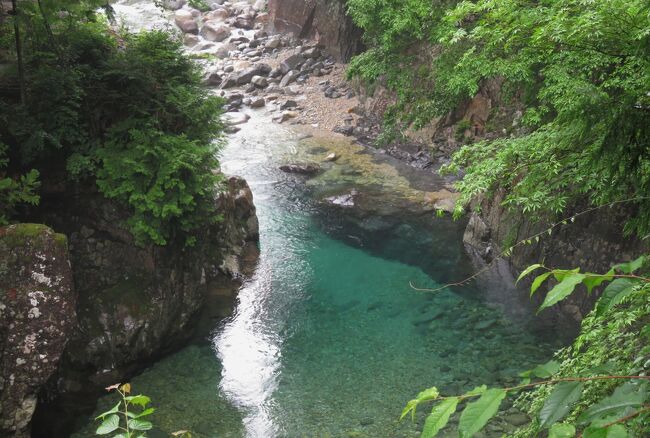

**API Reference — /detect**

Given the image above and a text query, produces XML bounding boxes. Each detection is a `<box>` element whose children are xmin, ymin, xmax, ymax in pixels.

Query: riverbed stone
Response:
<box><xmin>174</xmin><ymin>10</ymin><xmax>198</xmax><ymax>34</ymax></box>
<box><xmin>200</xmin><ymin>21</ymin><xmax>231</xmax><ymax>42</ymax></box>
<box><xmin>280</xmin><ymin>54</ymin><xmax>305</xmax><ymax>74</ymax></box>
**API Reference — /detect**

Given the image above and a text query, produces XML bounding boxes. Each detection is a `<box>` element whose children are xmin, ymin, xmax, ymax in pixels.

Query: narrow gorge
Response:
<box><xmin>1</xmin><ymin>1</ymin><xmax>648</xmax><ymax>438</ymax></box>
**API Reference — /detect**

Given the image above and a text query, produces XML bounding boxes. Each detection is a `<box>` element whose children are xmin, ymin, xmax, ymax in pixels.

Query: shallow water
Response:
<box><xmin>74</xmin><ymin>112</ymin><xmax>557</xmax><ymax>437</ymax></box>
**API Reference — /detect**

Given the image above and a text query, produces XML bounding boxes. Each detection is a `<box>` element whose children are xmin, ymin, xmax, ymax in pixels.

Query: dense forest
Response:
<box><xmin>0</xmin><ymin>0</ymin><xmax>648</xmax><ymax>437</ymax></box>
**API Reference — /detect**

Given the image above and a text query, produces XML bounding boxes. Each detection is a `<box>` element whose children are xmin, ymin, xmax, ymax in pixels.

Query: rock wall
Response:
<box><xmin>0</xmin><ymin>224</ymin><xmax>75</xmax><ymax>438</ymax></box>
<box><xmin>266</xmin><ymin>0</ymin><xmax>363</xmax><ymax>61</ymax></box>
<box><xmin>28</xmin><ymin>175</ymin><xmax>258</xmax><ymax>436</ymax></box>
<box><xmin>463</xmin><ymin>190</ymin><xmax>649</xmax><ymax>332</ymax></box>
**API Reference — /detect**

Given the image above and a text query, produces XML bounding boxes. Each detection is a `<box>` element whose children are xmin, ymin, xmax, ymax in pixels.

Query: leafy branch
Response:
<box><xmin>95</xmin><ymin>383</ymin><xmax>154</xmax><ymax>437</ymax></box>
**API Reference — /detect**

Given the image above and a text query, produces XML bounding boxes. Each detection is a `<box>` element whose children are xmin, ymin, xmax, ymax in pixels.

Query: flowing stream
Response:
<box><xmin>72</xmin><ymin>3</ymin><xmax>559</xmax><ymax>437</ymax></box>
<box><xmin>74</xmin><ymin>111</ymin><xmax>558</xmax><ymax>438</ymax></box>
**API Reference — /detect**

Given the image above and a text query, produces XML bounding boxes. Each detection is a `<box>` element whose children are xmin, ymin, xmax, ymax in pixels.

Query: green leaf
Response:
<box><xmin>128</xmin><ymin>419</ymin><xmax>153</xmax><ymax>431</ymax></box>
<box><xmin>531</xmin><ymin>360</ymin><xmax>561</xmax><ymax>378</ymax></box>
<box><xmin>539</xmin><ymin>274</ymin><xmax>586</xmax><ymax>312</ymax></box>
<box><xmin>125</xmin><ymin>394</ymin><xmax>151</xmax><ymax>407</ymax></box>
<box><xmin>577</xmin><ymin>382</ymin><xmax>646</xmax><ymax>425</ymax></box>
<box><xmin>133</xmin><ymin>407</ymin><xmax>155</xmax><ymax>418</ymax></box>
<box><xmin>458</xmin><ymin>388</ymin><xmax>506</xmax><ymax>438</ymax></box>
<box><xmin>595</xmin><ymin>279</ymin><xmax>639</xmax><ymax>316</ymax></box>
<box><xmin>552</xmin><ymin>268</ymin><xmax>580</xmax><ymax>282</ymax></box>
<box><xmin>95</xmin><ymin>401</ymin><xmax>121</xmax><ymax>420</ymax></box>
<box><xmin>401</xmin><ymin>399</ymin><xmax>418</xmax><ymax>421</ymax></box>
<box><xmin>95</xmin><ymin>414</ymin><xmax>120</xmax><ymax>435</ymax></box>
<box><xmin>549</xmin><ymin>423</ymin><xmax>576</xmax><ymax>438</ymax></box>
<box><xmin>583</xmin><ymin>424</ymin><xmax>628</xmax><ymax>438</ymax></box>
<box><xmin>462</xmin><ymin>385</ymin><xmax>487</xmax><ymax>397</ymax></box>
<box><xmin>582</xmin><ymin>270</ymin><xmax>614</xmax><ymax>294</ymax></box>
<box><xmin>539</xmin><ymin>382</ymin><xmax>584</xmax><ymax>427</ymax></box>
<box><xmin>530</xmin><ymin>272</ymin><xmax>552</xmax><ymax>297</ymax></box>
<box><xmin>416</xmin><ymin>387</ymin><xmax>440</xmax><ymax>403</ymax></box>
<box><xmin>613</xmin><ymin>256</ymin><xmax>645</xmax><ymax>274</ymax></box>
<box><xmin>422</xmin><ymin>398</ymin><xmax>458</xmax><ymax>438</ymax></box>
<box><xmin>517</xmin><ymin>264</ymin><xmax>544</xmax><ymax>283</ymax></box>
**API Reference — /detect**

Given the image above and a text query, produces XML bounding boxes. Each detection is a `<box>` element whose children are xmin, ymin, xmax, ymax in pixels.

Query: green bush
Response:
<box><xmin>346</xmin><ymin>0</ymin><xmax>650</xmax><ymax>236</ymax></box>
<box><xmin>0</xmin><ymin>4</ymin><xmax>224</xmax><ymax>245</ymax></box>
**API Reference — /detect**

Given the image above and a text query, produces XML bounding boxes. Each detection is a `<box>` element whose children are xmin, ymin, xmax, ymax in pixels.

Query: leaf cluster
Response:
<box><xmin>0</xmin><ymin>2</ymin><xmax>224</xmax><ymax>245</ymax></box>
<box><xmin>347</xmin><ymin>0</ymin><xmax>650</xmax><ymax>236</ymax></box>
<box><xmin>402</xmin><ymin>257</ymin><xmax>650</xmax><ymax>437</ymax></box>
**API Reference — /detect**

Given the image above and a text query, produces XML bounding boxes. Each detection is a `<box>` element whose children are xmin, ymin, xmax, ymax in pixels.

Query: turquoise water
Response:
<box><xmin>75</xmin><ymin>113</ymin><xmax>556</xmax><ymax>437</ymax></box>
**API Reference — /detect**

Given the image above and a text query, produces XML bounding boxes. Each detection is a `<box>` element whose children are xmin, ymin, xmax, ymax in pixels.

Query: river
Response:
<box><xmin>72</xmin><ymin>2</ymin><xmax>558</xmax><ymax>437</ymax></box>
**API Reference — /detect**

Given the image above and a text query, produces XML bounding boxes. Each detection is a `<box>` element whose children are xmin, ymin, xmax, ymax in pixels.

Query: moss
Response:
<box><xmin>0</xmin><ymin>223</ymin><xmax>53</xmax><ymax>248</ymax></box>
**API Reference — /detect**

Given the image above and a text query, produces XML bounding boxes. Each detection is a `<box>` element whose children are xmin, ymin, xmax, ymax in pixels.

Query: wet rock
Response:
<box><xmin>279</xmin><ymin>163</ymin><xmax>320</xmax><ymax>174</ymax></box>
<box><xmin>279</xmin><ymin>100</ymin><xmax>297</xmax><ymax>110</ymax></box>
<box><xmin>334</xmin><ymin>125</ymin><xmax>354</xmax><ymax>136</ymax></box>
<box><xmin>162</xmin><ymin>0</ymin><xmax>186</xmax><ymax>10</ymax></box>
<box><xmin>204</xmin><ymin>8</ymin><xmax>229</xmax><ymax>21</ymax></box>
<box><xmin>223</xmin><ymin>112</ymin><xmax>250</xmax><ymax>125</ymax></box>
<box><xmin>183</xmin><ymin>33</ymin><xmax>200</xmax><ymax>46</ymax></box>
<box><xmin>174</xmin><ymin>10</ymin><xmax>198</xmax><ymax>34</ymax></box>
<box><xmin>324</xmin><ymin>152</ymin><xmax>339</xmax><ymax>162</ymax></box>
<box><xmin>265</xmin><ymin>36</ymin><xmax>281</xmax><ymax>49</ymax></box>
<box><xmin>280</xmin><ymin>54</ymin><xmax>305</xmax><ymax>74</ymax></box>
<box><xmin>273</xmin><ymin>110</ymin><xmax>298</xmax><ymax>123</ymax></box>
<box><xmin>219</xmin><ymin>75</ymin><xmax>237</xmax><ymax>89</ymax></box>
<box><xmin>234</xmin><ymin>15</ymin><xmax>254</xmax><ymax>30</ymax></box>
<box><xmin>200</xmin><ymin>21</ymin><xmax>231</xmax><ymax>42</ymax></box>
<box><xmin>279</xmin><ymin>70</ymin><xmax>298</xmax><ymax>87</ymax></box>
<box><xmin>249</xmin><ymin>97</ymin><xmax>265</xmax><ymax>108</ymax></box>
<box><xmin>325</xmin><ymin>192</ymin><xmax>355</xmax><ymax>207</ymax></box>
<box><xmin>251</xmin><ymin>75</ymin><xmax>268</xmax><ymax>88</ymax></box>
<box><xmin>302</xmin><ymin>47</ymin><xmax>321</xmax><ymax>59</ymax></box>
<box><xmin>203</xmin><ymin>71</ymin><xmax>222</xmax><ymax>86</ymax></box>
<box><xmin>0</xmin><ymin>224</ymin><xmax>75</xmax><ymax>437</ymax></box>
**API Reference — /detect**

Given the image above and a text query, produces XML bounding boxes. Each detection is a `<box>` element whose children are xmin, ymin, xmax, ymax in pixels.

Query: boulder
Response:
<box><xmin>0</xmin><ymin>224</ymin><xmax>75</xmax><ymax>437</ymax></box>
<box><xmin>279</xmin><ymin>99</ymin><xmax>297</xmax><ymax>110</ymax></box>
<box><xmin>183</xmin><ymin>33</ymin><xmax>200</xmax><ymax>46</ymax></box>
<box><xmin>251</xmin><ymin>75</ymin><xmax>268</xmax><ymax>88</ymax></box>
<box><xmin>234</xmin><ymin>15</ymin><xmax>254</xmax><ymax>30</ymax></box>
<box><xmin>302</xmin><ymin>47</ymin><xmax>321</xmax><ymax>58</ymax></box>
<box><xmin>203</xmin><ymin>71</ymin><xmax>222</xmax><ymax>86</ymax></box>
<box><xmin>174</xmin><ymin>10</ymin><xmax>198</xmax><ymax>34</ymax></box>
<box><xmin>265</xmin><ymin>36</ymin><xmax>281</xmax><ymax>49</ymax></box>
<box><xmin>200</xmin><ymin>21</ymin><xmax>231</xmax><ymax>42</ymax></box>
<box><xmin>279</xmin><ymin>70</ymin><xmax>298</xmax><ymax>87</ymax></box>
<box><xmin>203</xmin><ymin>8</ymin><xmax>229</xmax><ymax>21</ymax></box>
<box><xmin>280</xmin><ymin>54</ymin><xmax>305</xmax><ymax>74</ymax></box>
<box><xmin>223</xmin><ymin>112</ymin><xmax>251</xmax><ymax>125</ymax></box>
<box><xmin>249</xmin><ymin>97</ymin><xmax>265</xmax><ymax>108</ymax></box>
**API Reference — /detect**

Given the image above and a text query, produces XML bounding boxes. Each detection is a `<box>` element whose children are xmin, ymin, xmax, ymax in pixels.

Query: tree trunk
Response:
<box><xmin>11</xmin><ymin>0</ymin><xmax>26</xmax><ymax>105</ymax></box>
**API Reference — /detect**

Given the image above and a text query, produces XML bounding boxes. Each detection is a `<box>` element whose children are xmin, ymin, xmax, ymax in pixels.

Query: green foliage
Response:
<box><xmin>518</xmin><ymin>255</ymin><xmax>646</xmax><ymax>313</ymax></box>
<box><xmin>402</xmin><ymin>258</ymin><xmax>650</xmax><ymax>437</ymax></box>
<box><xmin>0</xmin><ymin>142</ymin><xmax>40</xmax><ymax>225</ymax></box>
<box><xmin>95</xmin><ymin>384</ymin><xmax>154</xmax><ymax>438</ymax></box>
<box><xmin>347</xmin><ymin>0</ymin><xmax>650</xmax><ymax>236</ymax></box>
<box><xmin>0</xmin><ymin>4</ymin><xmax>224</xmax><ymax>245</ymax></box>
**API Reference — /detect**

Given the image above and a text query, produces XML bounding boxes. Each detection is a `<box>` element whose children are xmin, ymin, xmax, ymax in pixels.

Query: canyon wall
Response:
<box><xmin>267</xmin><ymin>0</ymin><xmax>363</xmax><ymax>61</ymax></box>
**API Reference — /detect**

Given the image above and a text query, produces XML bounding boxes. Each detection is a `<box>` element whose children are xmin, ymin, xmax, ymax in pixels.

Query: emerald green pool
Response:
<box><xmin>74</xmin><ymin>113</ymin><xmax>557</xmax><ymax>438</ymax></box>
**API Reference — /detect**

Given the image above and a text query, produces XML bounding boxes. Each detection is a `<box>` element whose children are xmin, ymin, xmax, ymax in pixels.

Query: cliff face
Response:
<box><xmin>0</xmin><ymin>224</ymin><xmax>75</xmax><ymax>438</ymax></box>
<box><xmin>4</xmin><ymin>175</ymin><xmax>259</xmax><ymax>436</ymax></box>
<box><xmin>266</xmin><ymin>0</ymin><xmax>363</xmax><ymax>61</ymax></box>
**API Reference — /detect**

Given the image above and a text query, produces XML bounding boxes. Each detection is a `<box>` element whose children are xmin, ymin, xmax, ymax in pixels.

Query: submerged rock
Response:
<box><xmin>279</xmin><ymin>163</ymin><xmax>320</xmax><ymax>175</ymax></box>
<box><xmin>0</xmin><ymin>224</ymin><xmax>75</xmax><ymax>437</ymax></box>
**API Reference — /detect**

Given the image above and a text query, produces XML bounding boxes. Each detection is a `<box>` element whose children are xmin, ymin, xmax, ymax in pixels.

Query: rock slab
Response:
<box><xmin>0</xmin><ymin>224</ymin><xmax>75</xmax><ymax>437</ymax></box>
